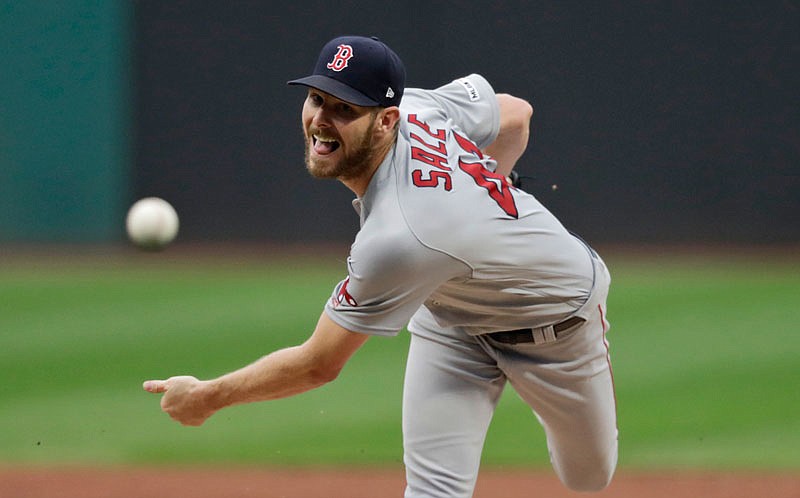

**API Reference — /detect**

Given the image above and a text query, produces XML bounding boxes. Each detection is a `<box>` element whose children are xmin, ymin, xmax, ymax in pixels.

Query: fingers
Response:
<box><xmin>143</xmin><ymin>376</ymin><xmax>212</xmax><ymax>427</ymax></box>
<box><xmin>143</xmin><ymin>380</ymin><xmax>168</xmax><ymax>393</ymax></box>
<box><xmin>143</xmin><ymin>375</ymin><xmax>198</xmax><ymax>394</ymax></box>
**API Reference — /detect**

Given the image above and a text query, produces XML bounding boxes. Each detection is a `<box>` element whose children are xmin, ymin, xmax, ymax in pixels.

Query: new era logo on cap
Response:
<box><xmin>288</xmin><ymin>35</ymin><xmax>406</xmax><ymax>108</ymax></box>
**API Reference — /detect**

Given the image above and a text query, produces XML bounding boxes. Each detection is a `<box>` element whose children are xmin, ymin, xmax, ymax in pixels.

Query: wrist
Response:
<box><xmin>201</xmin><ymin>378</ymin><xmax>229</xmax><ymax>412</ymax></box>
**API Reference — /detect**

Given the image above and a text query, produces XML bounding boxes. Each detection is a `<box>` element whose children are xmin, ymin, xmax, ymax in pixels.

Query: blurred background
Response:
<box><xmin>1</xmin><ymin>2</ymin><xmax>799</xmax><ymax>484</ymax></box>
<box><xmin>1</xmin><ymin>0</ymin><xmax>797</xmax><ymax>247</ymax></box>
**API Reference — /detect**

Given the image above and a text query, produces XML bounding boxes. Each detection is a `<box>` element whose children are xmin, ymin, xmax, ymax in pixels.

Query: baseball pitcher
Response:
<box><xmin>144</xmin><ymin>35</ymin><xmax>618</xmax><ymax>497</ymax></box>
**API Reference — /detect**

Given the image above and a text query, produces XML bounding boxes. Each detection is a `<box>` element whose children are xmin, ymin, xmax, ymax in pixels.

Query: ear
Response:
<box><xmin>376</xmin><ymin>106</ymin><xmax>401</xmax><ymax>133</ymax></box>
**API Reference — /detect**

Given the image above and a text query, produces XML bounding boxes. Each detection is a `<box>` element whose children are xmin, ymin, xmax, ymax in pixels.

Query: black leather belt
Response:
<box><xmin>486</xmin><ymin>316</ymin><xmax>585</xmax><ymax>344</ymax></box>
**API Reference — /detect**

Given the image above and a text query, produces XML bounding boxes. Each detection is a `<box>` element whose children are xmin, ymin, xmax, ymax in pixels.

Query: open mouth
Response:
<box><xmin>312</xmin><ymin>134</ymin><xmax>341</xmax><ymax>155</ymax></box>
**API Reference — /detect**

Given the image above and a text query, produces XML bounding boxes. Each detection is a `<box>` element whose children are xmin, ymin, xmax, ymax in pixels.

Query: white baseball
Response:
<box><xmin>126</xmin><ymin>197</ymin><xmax>179</xmax><ymax>249</ymax></box>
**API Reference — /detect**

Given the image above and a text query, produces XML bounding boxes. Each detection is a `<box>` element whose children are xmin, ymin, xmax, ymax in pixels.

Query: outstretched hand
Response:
<box><xmin>143</xmin><ymin>376</ymin><xmax>216</xmax><ymax>427</ymax></box>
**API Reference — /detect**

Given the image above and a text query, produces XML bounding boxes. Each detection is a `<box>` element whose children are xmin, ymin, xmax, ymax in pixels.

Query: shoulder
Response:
<box><xmin>401</xmin><ymin>74</ymin><xmax>496</xmax><ymax>108</ymax></box>
<box><xmin>400</xmin><ymin>74</ymin><xmax>500</xmax><ymax>149</ymax></box>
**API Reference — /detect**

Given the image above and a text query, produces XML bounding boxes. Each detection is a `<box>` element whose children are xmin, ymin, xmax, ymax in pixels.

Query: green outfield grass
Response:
<box><xmin>1</xmin><ymin>247</ymin><xmax>798</xmax><ymax>470</ymax></box>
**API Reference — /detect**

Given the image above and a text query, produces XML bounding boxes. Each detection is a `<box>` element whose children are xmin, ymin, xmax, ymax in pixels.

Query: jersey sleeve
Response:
<box><xmin>324</xmin><ymin>228</ymin><xmax>469</xmax><ymax>337</ymax></box>
<box><xmin>400</xmin><ymin>74</ymin><xmax>501</xmax><ymax>149</ymax></box>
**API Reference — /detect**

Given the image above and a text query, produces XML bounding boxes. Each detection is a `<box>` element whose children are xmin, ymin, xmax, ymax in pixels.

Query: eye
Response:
<box><xmin>308</xmin><ymin>93</ymin><xmax>323</xmax><ymax>107</ymax></box>
<box><xmin>336</xmin><ymin>103</ymin><xmax>356</xmax><ymax>116</ymax></box>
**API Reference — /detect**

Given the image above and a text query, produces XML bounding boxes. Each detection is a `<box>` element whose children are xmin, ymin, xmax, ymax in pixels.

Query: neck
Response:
<box><xmin>341</xmin><ymin>135</ymin><xmax>395</xmax><ymax>197</ymax></box>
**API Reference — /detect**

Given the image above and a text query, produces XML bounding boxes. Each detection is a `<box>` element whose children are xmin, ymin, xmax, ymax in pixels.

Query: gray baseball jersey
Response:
<box><xmin>325</xmin><ymin>74</ymin><xmax>595</xmax><ymax>337</ymax></box>
<box><xmin>324</xmin><ymin>74</ymin><xmax>617</xmax><ymax>497</ymax></box>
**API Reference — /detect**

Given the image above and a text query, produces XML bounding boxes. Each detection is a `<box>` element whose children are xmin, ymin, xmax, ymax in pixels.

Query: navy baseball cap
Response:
<box><xmin>288</xmin><ymin>36</ymin><xmax>405</xmax><ymax>108</ymax></box>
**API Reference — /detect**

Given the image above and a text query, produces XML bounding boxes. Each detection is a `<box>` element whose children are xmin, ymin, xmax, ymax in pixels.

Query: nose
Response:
<box><xmin>310</xmin><ymin>105</ymin><xmax>332</xmax><ymax>129</ymax></box>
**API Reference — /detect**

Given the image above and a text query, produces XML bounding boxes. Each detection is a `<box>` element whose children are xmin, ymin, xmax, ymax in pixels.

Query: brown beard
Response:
<box><xmin>304</xmin><ymin>113</ymin><xmax>379</xmax><ymax>180</ymax></box>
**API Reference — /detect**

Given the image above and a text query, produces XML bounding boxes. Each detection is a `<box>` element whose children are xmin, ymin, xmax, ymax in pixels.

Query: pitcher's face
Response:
<box><xmin>302</xmin><ymin>89</ymin><xmax>380</xmax><ymax>181</ymax></box>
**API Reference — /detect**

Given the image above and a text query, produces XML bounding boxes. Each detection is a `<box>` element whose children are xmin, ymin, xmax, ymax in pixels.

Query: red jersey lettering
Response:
<box><xmin>459</xmin><ymin>160</ymin><xmax>518</xmax><ymax>218</ymax></box>
<box><xmin>408</xmin><ymin>114</ymin><xmax>446</xmax><ymax>140</ymax></box>
<box><xmin>410</xmin><ymin>132</ymin><xmax>448</xmax><ymax>155</ymax></box>
<box><xmin>412</xmin><ymin>170</ymin><xmax>452</xmax><ymax>191</ymax></box>
<box><xmin>411</xmin><ymin>147</ymin><xmax>451</xmax><ymax>171</ymax></box>
<box><xmin>453</xmin><ymin>131</ymin><xmax>485</xmax><ymax>159</ymax></box>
